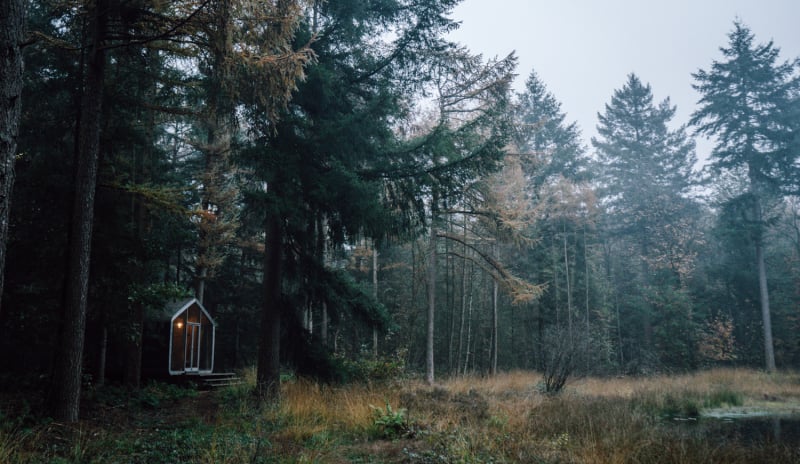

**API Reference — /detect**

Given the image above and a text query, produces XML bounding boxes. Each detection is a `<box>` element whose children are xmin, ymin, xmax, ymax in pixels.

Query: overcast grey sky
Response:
<box><xmin>447</xmin><ymin>0</ymin><xmax>800</xmax><ymax>162</ymax></box>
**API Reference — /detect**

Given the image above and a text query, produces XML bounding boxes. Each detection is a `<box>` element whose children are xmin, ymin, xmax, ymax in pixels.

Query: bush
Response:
<box><xmin>370</xmin><ymin>402</ymin><xmax>410</xmax><ymax>439</ymax></box>
<box><xmin>333</xmin><ymin>350</ymin><xmax>408</xmax><ymax>384</ymax></box>
<box><xmin>540</xmin><ymin>326</ymin><xmax>585</xmax><ymax>394</ymax></box>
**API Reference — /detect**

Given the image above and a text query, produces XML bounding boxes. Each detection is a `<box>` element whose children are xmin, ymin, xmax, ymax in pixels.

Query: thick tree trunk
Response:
<box><xmin>372</xmin><ymin>244</ymin><xmax>378</xmax><ymax>358</ymax></box>
<box><xmin>426</xmin><ymin>225</ymin><xmax>436</xmax><ymax>385</ymax></box>
<box><xmin>748</xmin><ymin>168</ymin><xmax>776</xmax><ymax>372</ymax></box>
<box><xmin>257</xmin><ymin>214</ymin><xmax>282</xmax><ymax>402</ymax></box>
<box><xmin>552</xmin><ymin>234</ymin><xmax>560</xmax><ymax>326</ymax></box>
<box><xmin>490</xmin><ymin>278</ymin><xmax>498</xmax><ymax>375</ymax></box>
<box><xmin>196</xmin><ymin>267</ymin><xmax>207</xmax><ymax>304</ymax></box>
<box><xmin>50</xmin><ymin>0</ymin><xmax>106</xmax><ymax>423</ymax></box>
<box><xmin>96</xmin><ymin>327</ymin><xmax>107</xmax><ymax>386</ymax></box>
<box><xmin>456</xmin><ymin>223</ymin><xmax>467</xmax><ymax>373</ymax></box>
<box><xmin>196</xmin><ymin>0</ymin><xmax>234</xmax><ymax>303</ymax></box>
<box><xmin>123</xmin><ymin>302</ymin><xmax>144</xmax><ymax>388</ymax></box>
<box><xmin>584</xmin><ymin>226</ymin><xmax>591</xmax><ymax>372</ymax></box>
<box><xmin>446</xmin><ymin>218</ymin><xmax>454</xmax><ymax>372</ymax></box>
<box><xmin>563</xmin><ymin>228</ymin><xmax>572</xmax><ymax>342</ymax></box>
<box><xmin>755</xmin><ymin>213</ymin><xmax>776</xmax><ymax>372</ymax></box>
<box><xmin>536</xmin><ymin>307</ymin><xmax>544</xmax><ymax>370</ymax></box>
<box><xmin>124</xmin><ymin>110</ymin><xmax>150</xmax><ymax>388</ymax></box>
<box><xmin>0</xmin><ymin>0</ymin><xmax>24</xmax><ymax>317</ymax></box>
<box><xmin>463</xmin><ymin>261</ymin><xmax>474</xmax><ymax>376</ymax></box>
<box><xmin>316</xmin><ymin>215</ymin><xmax>328</xmax><ymax>347</ymax></box>
<box><xmin>321</xmin><ymin>303</ymin><xmax>329</xmax><ymax>347</ymax></box>
<box><xmin>234</xmin><ymin>318</ymin><xmax>240</xmax><ymax>367</ymax></box>
<box><xmin>584</xmin><ymin>226</ymin><xmax>590</xmax><ymax>331</ymax></box>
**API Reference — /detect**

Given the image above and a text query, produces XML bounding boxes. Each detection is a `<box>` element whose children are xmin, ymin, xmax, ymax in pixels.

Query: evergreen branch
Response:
<box><xmin>28</xmin><ymin>30</ymin><xmax>81</xmax><ymax>52</ymax></box>
<box><xmin>99</xmin><ymin>182</ymin><xmax>189</xmax><ymax>217</ymax></box>
<box><xmin>99</xmin><ymin>0</ymin><xmax>213</xmax><ymax>52</ymax></box>
<box><xmin>139</xmin><ymin>103</ymin><xmax>200</xmax><ymax>117</ymax></box>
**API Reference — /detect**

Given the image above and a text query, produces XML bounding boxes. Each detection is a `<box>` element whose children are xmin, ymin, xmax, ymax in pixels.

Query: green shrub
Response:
<box><xmin>370</xmin><ymin>402</ymin><xmax>410</xmax><ymax>439</ymax></box>
<box><xmin>331</xmin><ymin>349</ymin><xmax>408</xmax><ymax>384</ymax></box>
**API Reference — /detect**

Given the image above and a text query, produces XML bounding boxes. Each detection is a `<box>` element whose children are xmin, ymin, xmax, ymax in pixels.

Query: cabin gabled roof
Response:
<box><xmin>154</xmin><ymin>297</ymin><xmax>216</xmax><ymax>326</ymax></box>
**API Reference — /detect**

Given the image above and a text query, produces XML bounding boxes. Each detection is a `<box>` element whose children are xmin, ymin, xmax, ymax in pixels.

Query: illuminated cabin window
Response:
<box><xmin>167</xmin><ymin>298</ymin><xmax>216</xmax><ymax>375</ymax></box>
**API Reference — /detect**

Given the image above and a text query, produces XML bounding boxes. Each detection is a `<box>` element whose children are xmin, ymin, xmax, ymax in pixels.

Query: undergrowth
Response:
<box><xmin>2</xmin><ymin>369</ymin><xmax>799</xmax><ymax>463</ymax></box>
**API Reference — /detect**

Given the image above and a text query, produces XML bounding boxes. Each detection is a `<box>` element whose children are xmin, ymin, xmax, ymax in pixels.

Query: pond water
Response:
<box><xmin>670</xmin><ymin>415</ymin><xmax>800</xmax><ymax>446</ymax></box>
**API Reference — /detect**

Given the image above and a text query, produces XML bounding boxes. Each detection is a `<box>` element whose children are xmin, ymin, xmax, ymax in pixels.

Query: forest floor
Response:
<box><xmin>3</xmin><ymin>368</ymin><xmax>800</xmax><ymax>463</ymax></box>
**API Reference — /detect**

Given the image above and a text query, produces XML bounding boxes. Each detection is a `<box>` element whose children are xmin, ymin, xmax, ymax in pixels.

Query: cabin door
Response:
<box><xmin>185</xmin><ymin>322</ymin><xmax>202</xmax><ymax>372</ymax></box>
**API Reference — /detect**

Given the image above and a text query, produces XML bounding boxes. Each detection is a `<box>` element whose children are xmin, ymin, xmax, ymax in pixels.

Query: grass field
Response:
<box><xmin>4</xmin><ymin>368</ymin><xmax>800</xmax><ymax>463</ymax></box>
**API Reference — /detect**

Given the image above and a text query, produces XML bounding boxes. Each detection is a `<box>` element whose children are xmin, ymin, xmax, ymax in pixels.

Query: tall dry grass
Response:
<box><xmin>279</xmin><ymin>377</ymin><xmax>401</xmax><ymax>436</ymax></box>
<box><xmin>7</xmin><ymin>368</ymin><xmax>800</xmax><ymax>462</ymax></box>
<box><xmin>254</xmin><ymin>368</ymin><xmax>800</xmax><ymax>463</ymax></box>
<box><xmin>573</xmin><ymin>368</ymin><xmax>800</xmax><ymax>398</ymax></box>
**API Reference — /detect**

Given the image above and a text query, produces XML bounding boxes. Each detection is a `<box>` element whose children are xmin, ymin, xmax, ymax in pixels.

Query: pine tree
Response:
<box><xmin>50</xmin><ymin>0</ymin><xmax>109</xmax><ymax>423</ymax></box>
<box><xmin>238</xmin><ymin>0</ymin><xmax>518</xmax><ymax>394</ymax></box>
<box><xmin>690</xmin><ymin>21</ymin><xmax>799</xmax><ymax>371</ymax></box>
<box><xmin>514</xmin><ymin>69</ymin><xmax>587</xmax><ymax>188</ymax></box>
<box><xmin>593</xmin><ymin>73</ymin><xmax>699</xmax><ymax>368</ymax></box>
<box><xmin>512</xmin><ymin>70</ymin><xmax>593</xmax><ymax>368</ymax></box>
<box><xmin>594</xmin><ymin>74</ymin><xmax>697</xmax><ymax>217</ymax></box>
<box><xmin>192</xmin><ymin>0</ymin><xmax>312</xmax><ymax>303</ymax></box>
<box><xmin>4</xmin><ymin>0</ymin><xmax>84</xmax><ymax>390</ymax></box>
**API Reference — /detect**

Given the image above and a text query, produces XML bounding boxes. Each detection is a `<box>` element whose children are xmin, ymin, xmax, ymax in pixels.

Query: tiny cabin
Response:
<box><xmin>168</xmin><ymin>298</ymin><xmax>216</xmax><ymax>375</ymax></box>
<box><xmin>143</xmin><ymin>298</ymin><xmax>217</xmax><ymax>377</ymax></box>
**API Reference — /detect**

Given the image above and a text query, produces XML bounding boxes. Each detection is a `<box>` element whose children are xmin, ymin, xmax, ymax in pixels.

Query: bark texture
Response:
<box><xmin>257</xmin><ymin>214</ymin><xmax>282</xmax><ymax>402</ymax></box>
<box><xmin>749</xmin><ymin>165</ymin><xmax>775</xmax><ymax>372</ymax></box>
<box><xmin>372</xmin><ymin>245</ymin><xmax>378</xmax><ymax>358</ymax></box>
<box><xmin>50</xmin><ymin>0</ymin><xmax>106</xmax><ymax>423</ymax></box>
<box><xmin>756</xmin><ymin>241</ymin><xmax>775</xmax><ymax>371</ymax></box>
<box><xmin>490</xmin><ymin>279</ymin><xmax>498</xmax><ymax>375</ymax></box>
<box><xmin>753</xmin><ymin>195</ymin><xmax>775</xmax><ymax>372</ymax></box>
<box><xmin>0</xmin><ymin>0</ymin><xmax>24</xmax><ymax>317</ymax></box>
<box><xmin>426</xmin><ymin>225</ymin><xmax>436</xmax><ymax>385</ymax></box>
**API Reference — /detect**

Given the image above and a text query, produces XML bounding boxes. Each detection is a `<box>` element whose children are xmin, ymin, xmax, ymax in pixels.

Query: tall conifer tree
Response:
<box><xmin>690</xmin><ymin>21</ymin><xmax>799</xmax><ymax>371</ymax></box>
<box><xmin>243</xmin><ymin>0</ymin><xmax>516</xmax><ymax>395</ymax></box>
<box><xmin>593</xmin><ymin>73</ymin><xmax>698</xmax><ymax>366</ymax></box>
<box><xmin>514</xmin><ymin>69</ymin><xmax>586</xmax><ymax>188</ymax></box>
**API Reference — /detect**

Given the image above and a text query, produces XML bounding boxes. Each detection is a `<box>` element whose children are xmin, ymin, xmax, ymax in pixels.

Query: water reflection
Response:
<box><xmin>672</xmin><ymin>416</ymin><xmax>800</xmax><ymax>446</ymax></box>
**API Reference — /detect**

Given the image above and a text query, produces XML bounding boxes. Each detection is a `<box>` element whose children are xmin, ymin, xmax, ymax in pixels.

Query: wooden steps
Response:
<box><xmin>198</xmin><ymin>372</ymin><xmax>243</xmax><ymax>389</ymax></box>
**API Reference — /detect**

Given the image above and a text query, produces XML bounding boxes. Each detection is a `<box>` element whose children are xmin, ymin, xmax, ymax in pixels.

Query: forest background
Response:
<box><xmin>1</xmin><ymin>0</ymin><xmax>800</xmax><ymax>424</ymax></box>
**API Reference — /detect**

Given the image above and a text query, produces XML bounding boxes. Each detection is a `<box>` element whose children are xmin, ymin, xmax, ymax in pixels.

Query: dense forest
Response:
<box><xmin>2</xmin><ymin>0</ymin><xmax>800</xmax><ymax>426</ymax></box>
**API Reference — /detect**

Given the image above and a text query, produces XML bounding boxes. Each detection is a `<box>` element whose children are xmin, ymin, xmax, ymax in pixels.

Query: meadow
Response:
<box><xmin>3</xmin><ymin>368</ymin><xmax>800</xmax><ymax>463</ymax></box>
